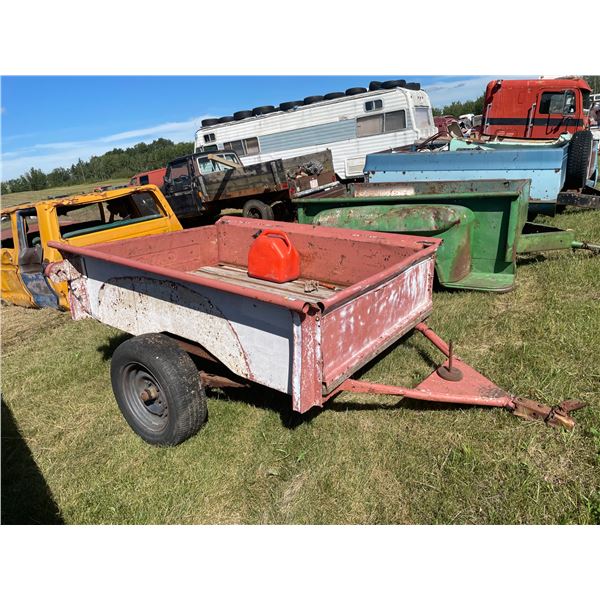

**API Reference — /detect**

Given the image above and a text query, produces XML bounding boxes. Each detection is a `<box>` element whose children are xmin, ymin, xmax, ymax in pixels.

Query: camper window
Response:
<box><xmin>414</xmin><ymin>107</ymin><xmax>431</xmax><ymax>129</ymax></box>
<box><xmin>244</xmin><ymin>137</ymin><xmax>260</xmax><ymax>155</ymax></box>
<box><xmin>365</xmin><ymin>99</ymin><xmax>383</xmax><ymax>112</ymax></box>
<box><xmin>224</xmin><ymin>137</ymin><xmax>260</xmax><ymax>156</ymax></box>
<box><xmin>203</xmin><ymin>133</ymin><xmax>216</xmax><ymax>143</ymax></box>
<box><xmin>357</xmin><ymin>114</ymin><xmax>384</xmax><ymax>137</ymax></box>
<box><xmin>384</xmin><ymin>110</ymin><xmax>407</xmax><ymax>132</ymax></box>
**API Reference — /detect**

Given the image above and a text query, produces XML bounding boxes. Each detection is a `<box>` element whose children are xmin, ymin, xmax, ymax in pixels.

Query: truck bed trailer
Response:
<box><xmin>48</xmin><ymin>217</ymin><xmax>582</xmax><ymax>445</ymax></box>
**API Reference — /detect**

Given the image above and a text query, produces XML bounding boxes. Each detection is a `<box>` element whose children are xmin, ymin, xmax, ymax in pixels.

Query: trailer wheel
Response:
<box><xmin>243</xmin><ymin>199</ymin><xmax>274</xmax><ymax>220</ymax></box>
<box><xmin>110</xmin><ymin>333</ymin><xmax>207</xmax><ymax>446</ymax></box>
<box><xmin>565</xmin><ymin>130</ymin><xmax>593</xmax><ymax>190</ymax></box>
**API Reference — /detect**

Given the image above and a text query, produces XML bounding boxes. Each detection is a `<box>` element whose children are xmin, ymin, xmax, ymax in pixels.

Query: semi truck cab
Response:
<box><xmin>481</xmin><ymin>78</ymin><xmax>592</xmax><ymax>139</ymax></box>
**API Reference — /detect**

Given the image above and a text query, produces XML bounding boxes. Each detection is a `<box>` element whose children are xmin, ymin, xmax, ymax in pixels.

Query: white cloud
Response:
<box><xmin>424</xmin><ymin>75</ymin><xmax>539</xmax><ymax>109</ymax></box>
<box><xmin>423</xmin><ymin>76</ymin><xmax>492</xmax><ymax>109</ymax></box>
<box><xmin>1</xmin><ymin>115</ymin><xmax>212</xmax><ymax>180</ymax></box>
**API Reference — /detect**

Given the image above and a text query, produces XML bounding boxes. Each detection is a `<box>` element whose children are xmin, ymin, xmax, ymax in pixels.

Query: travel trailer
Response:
<box><xmin>193</xmin><ymin>81</ymin><xmax>437</xmax><ymax>180</ymax></box>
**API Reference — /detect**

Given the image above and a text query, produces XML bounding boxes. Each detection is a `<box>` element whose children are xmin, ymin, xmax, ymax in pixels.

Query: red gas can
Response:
<box><xmin>247</xmin><ymin>229</ymin><xmax>300</xmax><ymax>283</ymax></box>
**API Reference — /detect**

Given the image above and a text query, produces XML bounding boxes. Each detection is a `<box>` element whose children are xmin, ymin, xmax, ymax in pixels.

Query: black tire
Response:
<box><xmin>252</xmin><ymin>105</ymin><xmax>276</xmax><ymax>116</ymax></box>
<box><xmin>565</xmin><ymin>130</ymin><xmax>593</xmax><ymax>190</ymax></box>
<box><xmin>279</xmin><ymin>100</ymin><xmax>303</xmax><ymax>111</ymax></box>
<box><xmin>242</xmin><ymin>199</ymin><xmax>274</xmax><ymax>220</ymax></box>
<box><xmin>234</xmin><ymin>110</ymin><xmax>253</xmax><ymax>121</ymax></box>
<box><xmin>218</xmin><ymin>116</ymin><xmax>234</xmax><ymax>123</ymax></box>
<box><xmin>382</xmin><ymin>79</ymin><xmax>406</xmax><ymax>89</ymax></box>
<box><xmin>303</xmin><ymin>95</ymin><xmax>324</xmax><ymax>105</ymax></box>
<box><xmin>405</xmin><ymin>82</ymin><xmax>421</xmax><ymax>90</ymax></box>
<box><xmin>369</xmin><ymin>81</ymin><xmax>383</xmax><ymax>91</ymax></box>
<box><xmin>345</xmin><ymin>87</ymin><xmax>367</xmax><ymax>96</ymax></box>
<box><xmin>324</xmin><ymin>92</ymin><xmax>345</xmax><ymax>100</ymax></box>
<box><xmin>111</xmin><ymin>333</ymin><xmax>207</xmax><ymax>446</ymax></box>
<box><xmin>201</xmin><ymin>118</ymin><xmax>220</xmax><ymax>127</ymax></box>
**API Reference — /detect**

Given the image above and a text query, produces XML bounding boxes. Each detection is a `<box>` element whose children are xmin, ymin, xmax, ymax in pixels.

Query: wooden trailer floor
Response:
<box><xmin>190</xmin><ymin>264</ymin><xmax>343</xmax><ymax>303</ymax></box>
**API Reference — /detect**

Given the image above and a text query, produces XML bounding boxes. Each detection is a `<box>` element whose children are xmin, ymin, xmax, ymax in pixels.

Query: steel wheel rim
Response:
<box><xmin>121</xmin><ymin>363</ymin><xmax>168</xmax><ymax>432</ymax></box>
<box><xmin>247</xmin><ymin>207</ymin><xmax>262</xmax><ymax>219</ymax></box>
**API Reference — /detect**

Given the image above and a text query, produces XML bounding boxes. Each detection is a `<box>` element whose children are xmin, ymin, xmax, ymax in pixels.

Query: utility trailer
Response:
<box><xmin>294</xmin><ymin>179</ymin><xmax>599</xmax><ymax>292</ymax></box>
<box><xmin>48</xmin><ymin>217</ymin><xmax>582</xmax><ymax>446</ymax></box>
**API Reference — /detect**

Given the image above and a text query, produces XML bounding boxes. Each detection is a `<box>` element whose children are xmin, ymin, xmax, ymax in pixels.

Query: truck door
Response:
<box><xmin>14</xmin><ymin>209</ymin><xmax>59</xmax><ymax>308</ymax></box>
<box><xmin>533</xmin><ymin>89</ymin><xmax>580</xmax><ymax>138</ymax></box>
<box><xmin>1</xmin><ymin>214</ymin><xmax>36</xmax><ymax>307</ymax></box>
<box><xmin>162</xmin><ymin>158</ymin><xmax>203</xmax><ymax>219</ymax></box>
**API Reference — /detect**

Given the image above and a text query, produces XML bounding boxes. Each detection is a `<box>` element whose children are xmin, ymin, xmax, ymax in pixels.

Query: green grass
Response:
<box><xmin>2</xmin><ymin>204</ymin><xmax>600</xmax><ymax>524</ymax></box>
<box><xmin>1</xmin><ymin>178</ymin><xmax>130</xmax><ymax>210</ymax></box>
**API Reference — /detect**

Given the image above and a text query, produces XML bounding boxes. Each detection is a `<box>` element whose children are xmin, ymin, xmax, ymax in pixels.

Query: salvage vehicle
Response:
<box><xmin>129</xmin><ymin>168</ymin><xmax>167</xmax><ymax>187</ymax></box>
<box><xmin>47</xmin><ymin>217</ymin><xmax>582</xmax><ymax>446</ymax></box>
<box><xmin>398</xmin><ymin>78</ymin><xmax>600</xmax><ymax>211</ymax></box>
<box><xmin>294</xmin><ymin>179</ymin><xmax>599</xmax><ymax>292</ymax></box>
<box><xmin>0</xmin><ymin>185</ymin><xmax>182</xmax><ymax>309</ymax></box>
<box><xmin>480</xmin><ymin>77</ymin><xmax>593</xmax><ymax>140</ymax></box>
<box><xmin>161</xmin><ymin>149</ymin><xmax>336</xmax><ymax>221</ymax></box>
<box><xmin>194</xmin><ymin>80</ymin><xmax>436</xmax><ymax>180</ymax></box>
<box><xmin>364</xmin><ymin>140</ymin><xmax>600</xmax><ymax>214</ymax></box>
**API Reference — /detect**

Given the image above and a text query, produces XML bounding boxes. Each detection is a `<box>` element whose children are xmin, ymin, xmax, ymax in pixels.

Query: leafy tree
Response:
<box><xmin>432</xmin><ymin>95</ymin><xmax>485</xmax><ymax>117</ymax></box>
<box><xmin>584</xmin><ymin>75</ymin><xmax>600</xmax><ymax>94</ymax></box>
<box><xmin>23</xmin><ymin>167</ymin><xmax>48</xmax><ymax>191</ymax></box>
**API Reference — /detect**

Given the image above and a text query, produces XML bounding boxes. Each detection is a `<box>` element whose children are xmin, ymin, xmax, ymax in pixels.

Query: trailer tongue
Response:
<box><xmin>48</xmin><ymin>217</ymin><xmax>583</xmax><ymax>445</ymax></box>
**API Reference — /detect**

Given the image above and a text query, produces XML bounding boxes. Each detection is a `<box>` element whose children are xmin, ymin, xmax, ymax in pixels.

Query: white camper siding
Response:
<box><xmin>195</xmin><ymin>87</ymin><xmax>436</xmax><ymax>179</ymax></box>
<box><xmin>258</xmin><ymin>120</ymin><xmax>357</xmax><ymax>153</ymax></box>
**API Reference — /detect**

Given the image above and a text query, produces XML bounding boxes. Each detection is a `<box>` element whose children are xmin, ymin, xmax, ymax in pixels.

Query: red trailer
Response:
<box><xmin>48</xmin><ymin>217</ymin><xmax>582</xmax><ymax>445</ymax></box>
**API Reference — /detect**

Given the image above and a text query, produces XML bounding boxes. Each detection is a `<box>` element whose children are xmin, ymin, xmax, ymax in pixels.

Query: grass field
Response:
<box><xmin>1</xmin><ymin>178</ymin><xmax>130</xmax><ymax>210</ymax></box>
<box><xmin>1</xmin><ymin>183</ymin><xmax>600</xmax><ymax>524</ymax></box>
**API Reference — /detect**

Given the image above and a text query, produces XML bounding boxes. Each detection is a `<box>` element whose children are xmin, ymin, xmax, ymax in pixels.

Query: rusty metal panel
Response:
<box><xmin>81</xmin><ymin>257</ymin><xmax>296</xmax><ymax>394</ymax></box>
<box><xmin>320</xmin><ymin>257</ymin><xmax>435</xmax><ymax>391</ymax></box>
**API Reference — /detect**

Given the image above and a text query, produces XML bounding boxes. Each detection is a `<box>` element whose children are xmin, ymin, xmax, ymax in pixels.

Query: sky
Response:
<box><xmin>1</xmin><ymin>75</ymin><xmax>504</xmax><ymax>181</ymax></box>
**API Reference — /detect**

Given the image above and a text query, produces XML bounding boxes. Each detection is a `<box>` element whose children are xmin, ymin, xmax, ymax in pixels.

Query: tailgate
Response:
<box><xmin>319</xmin><ymin>253</ymin><xmax>436</xmax><ymax>392</ymax></box>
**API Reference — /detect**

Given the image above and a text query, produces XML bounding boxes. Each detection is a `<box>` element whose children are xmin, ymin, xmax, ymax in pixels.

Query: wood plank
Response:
<box><xmin>189</xmin><ymin>263</ymin><xmax>343</xmax><ymax>303</ymax></box>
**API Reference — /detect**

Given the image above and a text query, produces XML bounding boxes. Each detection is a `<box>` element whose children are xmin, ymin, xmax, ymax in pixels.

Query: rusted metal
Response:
<box><xmin>510</xmin><ymin>398</ymin><xmax>584</xmax><ymax>430</ymax></box>
<box><xmin>51</xmin><ymin>216</ymin><xmax>583</xmax><ymax>432</ymax></box>
<box><xmin>199</xmin><ymin>372</ymin><xmax>250</xmax><ymax>389</ymax></box>
<box><xmin>337</xmin><ymin>326</ymin><xmax>584</xmax><ymax>429</ymax></box>
<box><xmin>436</xmin><ymin>340</ymin><xmax>463</xmax><ymax>382</ymax></box>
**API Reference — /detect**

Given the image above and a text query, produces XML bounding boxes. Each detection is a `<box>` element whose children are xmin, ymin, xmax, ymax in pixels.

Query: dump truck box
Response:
<box><xmin>294</xmin><ymin>179</ymin><xmax>598</xmax><ymax>292</ymax></box>
<box><xmin>364</xmin><ymin>141</ymin><xmax>600</xmax><ymax>214</ymax></box>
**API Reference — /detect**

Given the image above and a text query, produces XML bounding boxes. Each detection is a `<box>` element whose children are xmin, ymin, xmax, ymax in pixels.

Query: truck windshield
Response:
<box><xmin>57</xmin><ymin>192</ymin><xmax>164</xmax><ymax>240</ymax></box>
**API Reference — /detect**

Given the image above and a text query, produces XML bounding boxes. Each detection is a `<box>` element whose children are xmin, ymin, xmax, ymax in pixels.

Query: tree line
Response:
<box><xmin>1</xmin><ymin>138</ymin><xmax>194</xmax><ymax>195</ymax></box>
<box><xmin>432</xmin><ymin>95</ymin><xmax>485</xmax><ymax>118</ymax></box>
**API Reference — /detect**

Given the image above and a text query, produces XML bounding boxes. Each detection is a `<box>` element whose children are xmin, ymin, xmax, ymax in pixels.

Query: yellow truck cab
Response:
<box><xmin>1</xmin><ymin>185</ymin><xmax>182</xmax><ymax>309</ymax></box>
